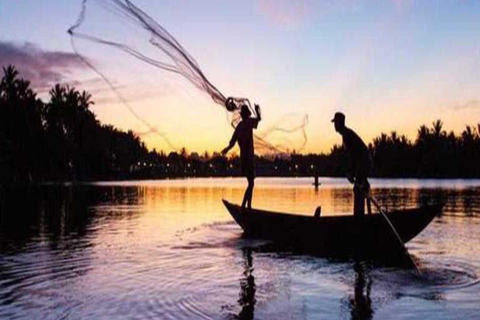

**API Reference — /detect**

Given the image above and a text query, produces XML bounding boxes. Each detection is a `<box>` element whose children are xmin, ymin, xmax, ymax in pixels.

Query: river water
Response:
<box><xmin>1</xmin><ymin>178</ymin><xmax>480</xmax><ymax>319</ymax></box>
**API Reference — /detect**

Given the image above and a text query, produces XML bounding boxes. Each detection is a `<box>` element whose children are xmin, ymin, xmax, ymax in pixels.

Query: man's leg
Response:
<box><xmin>246</xmin><ymin>176</ymin><xmax>254</xmax><ymax>209</ymax></box>
<box><xmin>365</xmin><ymin>180</ymin><xmax>372</xmax><ymax>215</ymax></box>
<box><xmin>241</xmin><ymin>176</ymin><xmax>254</xmax><ymax>209</ymax></box>
<box><xmin>353</xmin><ymin>177</ymin><xmax>365</xmax><ymax>217</ymax></box>
<box><xmin>241</xmin><ymin>178</ymin><xmax>249</xmax><ymax>209</ymax></box>
<box><xmin>353</xmin><ymin>183</ymin><xmax>365</xmax><ymax>217</ymax></box>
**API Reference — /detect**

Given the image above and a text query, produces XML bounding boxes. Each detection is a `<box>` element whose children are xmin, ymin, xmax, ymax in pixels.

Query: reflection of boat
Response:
<box><xmin>222</xmin><ymin>199</ymin><xmax>442</xmax><ymax>255</ymax></box>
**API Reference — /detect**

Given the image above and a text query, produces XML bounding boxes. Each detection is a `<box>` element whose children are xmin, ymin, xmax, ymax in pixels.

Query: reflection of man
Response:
<box><xmin>332</xmin><ymin>112</ymin><xmax>372</xmax><ymax>217</ymax></box>
<box><xmin>350</xmin><ymin>261</ymin><xmax>373</xmax><ymax>320</ymax></box>
<box><xmin>237</xmin><ymin>247</ymin><xmax>256</xmax><ymax>320</ymax></box>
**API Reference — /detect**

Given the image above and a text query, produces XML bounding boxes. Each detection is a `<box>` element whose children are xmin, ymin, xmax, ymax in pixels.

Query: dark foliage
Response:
<box><xmin>370</xmin><ymin>120</ymin><xmax>480</xmax><ymax>178</ymax></box>
<box><xmin>1</xmin><ymin>65</ymin><xmax>479</xmax><ymax>183</ymax></box>
<box><xmin>0</xmin><ymin>66</ymin><xmax>148</xmax><ymax>182</ymax></box>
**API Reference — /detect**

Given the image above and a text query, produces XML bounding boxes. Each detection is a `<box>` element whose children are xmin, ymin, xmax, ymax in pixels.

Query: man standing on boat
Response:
<box><xmin>222</xmin><ymin>102</ymin><xmax>261</xmax><ymax>210</ymax></box>
<box><xmin>332</xmin><ymin>112</ymin><xmax>372</xmax><ymax>217</ymax></box>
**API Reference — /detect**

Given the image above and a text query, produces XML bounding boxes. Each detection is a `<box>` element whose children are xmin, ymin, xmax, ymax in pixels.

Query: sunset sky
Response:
<box><xmin>1</xmin><ymin>0</ymin><xmax>479</xmax><ymax>154</ymax></box>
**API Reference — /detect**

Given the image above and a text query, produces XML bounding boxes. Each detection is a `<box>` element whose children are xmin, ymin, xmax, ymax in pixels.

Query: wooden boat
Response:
<box><xmin>222</xmin><ymin>200</ymin><xmax>442</xmax><ymax>256</ymax></box>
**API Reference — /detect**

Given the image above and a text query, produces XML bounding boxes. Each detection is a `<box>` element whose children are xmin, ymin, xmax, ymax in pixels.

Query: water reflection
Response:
<box><xmin>0</xmin><ymin>179</ymin><xmax>479</xmax><ymax>319</ymax></box>
<box><xmin>0</xmin><ymin>185</ymin><xmax>145</xmax><ymax>318</ymax></box>
<box><xmin>0</xmin><ymin>186</ymin><xmax>144</xmax><ymax>253</ymax></box>
<box><xmin>236</xmin><ymin>247</ymin><xmax>256</xmax><ymax>320</ymax></box>
<box><xmin>349</xmin><ymin>261</ymin><xmax>373</xmax><ymax>320</ymax></box>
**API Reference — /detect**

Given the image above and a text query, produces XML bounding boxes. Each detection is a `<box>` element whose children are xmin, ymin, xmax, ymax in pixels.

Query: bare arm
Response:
<box><xmin>343</xmin><ymin>135</ymin><xmax>355</xmax><ymax>183</ymax></box>
<box><xmin>252</xmin><ymin>104</ymin><xmax>261</xmax><ymax>128</ymax></box>
<box><xmin>222</xmin><ymin>128</ymin><xmax>238</xmax><ymax>155</ymax></box>
<box><xmin>339</xmin><ymin>131</ymin><xmax>355</xmax><ymax>183</ymax></box>
<box><xmin>346</xmin><ymin>153</ymin><xmax>355</xmax><ymax>183</ymax></box>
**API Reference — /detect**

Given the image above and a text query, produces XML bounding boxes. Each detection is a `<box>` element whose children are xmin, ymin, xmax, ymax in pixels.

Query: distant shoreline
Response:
<box><xmin>2</xmin><ymin>65</ymin><xmax>480</xmax><ymax>184</ymax></box>
<box><xmin>3</xmin><ymin>175</ymin><xmax>480</xmax><ymax>187</ymax></box>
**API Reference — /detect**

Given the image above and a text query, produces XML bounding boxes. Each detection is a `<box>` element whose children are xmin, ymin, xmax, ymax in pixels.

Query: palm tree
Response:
<box><xmin>0</xmin><ymin>66</ymin><xmax>18</xmax><ymax>101</ymax></box>
<box><xmin>432</xmin><ymin>119</ymin><xmax>445</xmax><ymax>139</ymax></box>
<box><xmin>79</xmin><ymin>91</ymin><xmax>94</xmax><ymax>109</ymax></box>
<box><xmin>462</xmin><ymin>126</ymin><xmax>474</xmax><ymax>146</ymax></box>
<box><xmin>416</xmin><ymin>125</ymin><xmax>429</xmax><ymax>145</ymax></box>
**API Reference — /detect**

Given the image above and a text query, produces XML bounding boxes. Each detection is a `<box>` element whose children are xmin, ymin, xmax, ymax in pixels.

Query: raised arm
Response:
<box><xmin>252</xmin><ymin>104</ymin><xmax>261</xmax><ymax>128</ymax></box>
<box><xmin>222</xmin><ymin>128</ymin><xmax>238</xmax><ymax>155</ymax></box>
<box><xmin>255</xmin><ymin>104</ymin><xmax>261</xmax><ymax>121</ymax></box>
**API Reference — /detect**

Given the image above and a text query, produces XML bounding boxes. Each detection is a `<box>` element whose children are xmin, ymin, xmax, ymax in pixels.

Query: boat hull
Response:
<box><xmin>222</xmin><ymin>200</ymin><xmax>441</xmax><ymax>256</ymax></box>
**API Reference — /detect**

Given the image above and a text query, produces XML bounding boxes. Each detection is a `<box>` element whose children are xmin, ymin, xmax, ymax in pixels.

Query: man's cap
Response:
<box><xmin>331</xmin><ymin>112</ymin><xmax>345</xmax><ymax>123</ymax></box>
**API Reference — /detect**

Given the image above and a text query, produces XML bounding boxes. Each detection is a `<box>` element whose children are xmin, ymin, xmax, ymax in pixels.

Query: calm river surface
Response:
<box><xmin>1</xmin><ymin>178</ymin><xmax>480</xmax><ymax>319</ymax></box>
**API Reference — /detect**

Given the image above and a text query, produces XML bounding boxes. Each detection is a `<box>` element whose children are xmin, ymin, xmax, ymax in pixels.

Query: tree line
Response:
<box><xmin>1</xmin><ymin>65</ymin><xmax>479</xmax><ymax>183</ymax></box>
<box><xmin>0</xmin><ymin>66</ymin><xmax>148</xmax><ymax>183</ymax></box>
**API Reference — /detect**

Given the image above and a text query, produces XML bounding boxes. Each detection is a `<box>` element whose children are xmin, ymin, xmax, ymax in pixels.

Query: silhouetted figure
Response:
<box><xmin>332</xmin><ymin>112</ymin><xmax>372</xmax><ymax>217</ymax></box>
<box><xmin>349</xmin><ymin>261</ymin><xmax>373</xmax><ymax>320</ymax></box>
<box><xmin>222</xmin><ymin>104</ymin><xmax>261</xmax><ymax>210</ymax></box>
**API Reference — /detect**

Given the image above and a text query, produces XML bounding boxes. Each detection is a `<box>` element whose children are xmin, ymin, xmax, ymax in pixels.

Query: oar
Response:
<box><xmin>367</xmin><ymin>194</ymin><xmax>422</xmax><ymax>276</ymax></box>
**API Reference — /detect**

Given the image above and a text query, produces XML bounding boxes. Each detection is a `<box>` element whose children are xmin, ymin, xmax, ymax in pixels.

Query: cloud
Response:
<box><xmin>454</xmin><ymin>99</ymin><xmax>480</xmax><ymax>110</ymax></box>
<box><xmin>0</xmin><ymin>41</ymin><xmax>85</xmax><ymax>92</ymax></box>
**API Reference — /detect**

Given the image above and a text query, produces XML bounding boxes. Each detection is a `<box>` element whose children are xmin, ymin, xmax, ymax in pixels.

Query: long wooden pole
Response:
<box><xmin>367</xmin><ymin>194</ymin><xmax>422</xmax><ymax>276</ymax></box>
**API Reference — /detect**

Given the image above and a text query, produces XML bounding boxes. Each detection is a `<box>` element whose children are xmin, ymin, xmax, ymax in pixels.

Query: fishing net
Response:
<box><xmin>68</xmin><ymin>0</ymin><xmax>308</xmax><ymax>154</ymax></box>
